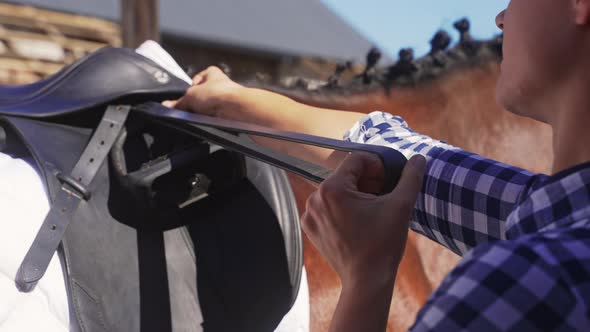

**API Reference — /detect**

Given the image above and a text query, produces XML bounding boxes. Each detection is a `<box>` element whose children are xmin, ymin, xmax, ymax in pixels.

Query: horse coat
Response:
<box><xmin>0</xmin><ymin>47</ymin><xmax>304</xmax><ymax>332</ymax></box>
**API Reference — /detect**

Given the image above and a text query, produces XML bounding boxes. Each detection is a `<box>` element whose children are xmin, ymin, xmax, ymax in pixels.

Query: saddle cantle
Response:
<box><xmin>0</xmin><ymin>46</ymin><xmax>303</xmax><ymax>332</ymax></box>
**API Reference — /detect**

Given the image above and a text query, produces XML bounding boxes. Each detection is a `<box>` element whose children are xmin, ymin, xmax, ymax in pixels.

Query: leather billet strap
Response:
<box><xmin>15</xmin><ymin>105</ymin><xmax>130</xmax><ymax>292</ymax></box>
<box><xmin>136</xmin><ymin>102</ymin><xmax>408</xmax><ymax>194</ymax></box>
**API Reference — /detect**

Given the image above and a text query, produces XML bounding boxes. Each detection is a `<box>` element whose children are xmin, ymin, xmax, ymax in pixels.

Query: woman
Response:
<box><xmin>166</xmin><ymin>1</ymin><xmax>590</xmax><ymax>330</ymax></box>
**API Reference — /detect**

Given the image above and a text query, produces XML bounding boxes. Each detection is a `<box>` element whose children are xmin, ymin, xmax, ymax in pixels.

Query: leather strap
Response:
<box><xmin>161</xmin><ymin>121</ymin><xmax>332</xmax><ymax>183</ymax></box>
<box><xmin>15</xmin><ymin>105</ymin><xmax>130</xmax><ymax>292</ymax></box>
<box><xmin>136</xmin><ymin>102</ymin><xmax>407</xmax><ymax>194</ymax></box>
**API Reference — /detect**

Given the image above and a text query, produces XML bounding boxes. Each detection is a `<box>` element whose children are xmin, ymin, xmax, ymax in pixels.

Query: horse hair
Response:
<box><xmin>243</xmin><ymin>18</ymin><xmax>503</xmax><ymax>96</ymax></box>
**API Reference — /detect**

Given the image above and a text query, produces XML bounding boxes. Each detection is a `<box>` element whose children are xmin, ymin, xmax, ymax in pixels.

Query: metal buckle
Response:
<box><xmin>56</xmin><ymin>172</ymin><xmax>91</xmax><ymax>200</ymax></box>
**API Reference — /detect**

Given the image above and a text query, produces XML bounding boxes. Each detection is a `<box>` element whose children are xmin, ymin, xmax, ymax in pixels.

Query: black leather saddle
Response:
<box><xmin>0</xmin><ymin>47</ymin><xmax>188</xmax><ymax>117</ymax></box>
<box><xmin>0</xmin><ymin>47</ymin><xmax>303</xmax><ymax>332</ymax></box>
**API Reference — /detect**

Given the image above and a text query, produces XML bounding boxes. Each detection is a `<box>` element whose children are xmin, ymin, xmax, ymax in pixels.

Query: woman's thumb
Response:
<box><xmin>387</xmin><ymin>155</ymin><xmax>426</xmax><ymax>211</ymax></box>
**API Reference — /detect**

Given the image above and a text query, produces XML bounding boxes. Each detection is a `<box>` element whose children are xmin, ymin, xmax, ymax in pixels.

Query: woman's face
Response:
<box><xmin>495</xmin><ymin>0</ymin><xmax>578</xmax><ymax>122</ymax></box>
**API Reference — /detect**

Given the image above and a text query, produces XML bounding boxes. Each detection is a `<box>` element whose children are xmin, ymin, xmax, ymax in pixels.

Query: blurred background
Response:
<box><xmin>0</xmin><ymin>0</ymin><xmax>508</xmax><ymax>85</ymax></box>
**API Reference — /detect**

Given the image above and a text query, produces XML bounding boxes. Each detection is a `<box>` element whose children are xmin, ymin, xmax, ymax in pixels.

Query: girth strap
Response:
<box><xmin>15</xmin><ymin>105</ymin><xmax>130</xmax><ymax>292</ymax></box>
<box><xmin>137</xmin><ymin>102</ymin><xmax>407</xmax><ymax>194</ymax></box>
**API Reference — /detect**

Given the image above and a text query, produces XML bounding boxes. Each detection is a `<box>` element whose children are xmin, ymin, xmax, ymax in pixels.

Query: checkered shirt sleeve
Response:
<box><xmin>343</xmin><ymin>111</ymin><xmax>538</xmax><ymax>256</ymax></box>
<box><xmin>344</xmin><ymin>112</ymin><xmax>590</xmax><ymax>331</ymax></box>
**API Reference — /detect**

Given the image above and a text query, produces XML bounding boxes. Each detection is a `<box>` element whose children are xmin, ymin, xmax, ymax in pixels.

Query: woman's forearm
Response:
<box><xmin>330</xmin><ymin>271</ymin><xmax>397</xmax><ymax>332</ymax></box>
<box><xmin>224</xmin><ymin>87</ymin><xmax>365</xmax><ymax>169</ymax></box>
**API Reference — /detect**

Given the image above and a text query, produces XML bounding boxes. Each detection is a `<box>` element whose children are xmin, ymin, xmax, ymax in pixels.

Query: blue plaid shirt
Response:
<box><xmin>344</xmin><ymin>112</ymin><xmax>590</xmax><ymax>331</ymax></box>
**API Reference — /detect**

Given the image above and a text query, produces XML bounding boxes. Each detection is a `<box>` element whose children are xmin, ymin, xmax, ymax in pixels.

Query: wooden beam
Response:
<box><xmin>0</xmin><ymin>29</ymin><xmax>109</xmax><ymax>55</ymax></box>
<box><xmin>121</xmin><ymin>0</ymin><xmax>159</xmax><ymax>48</ymax></box>
<box><xmin>0</xmin><ymin>3</ymin><xmax>121</xmax><ymax>46</ymax></box>
<box><xmin>0</xmin><ymin>57</ymin><xmax>63</xmax><ymax>75</ymax></box>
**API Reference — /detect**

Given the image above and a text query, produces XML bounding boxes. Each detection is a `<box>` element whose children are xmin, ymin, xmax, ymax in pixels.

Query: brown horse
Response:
<box><xmin>250</xmin><ymin>21</ymin><xmax>553</xmax><ymax>331</ymax></box>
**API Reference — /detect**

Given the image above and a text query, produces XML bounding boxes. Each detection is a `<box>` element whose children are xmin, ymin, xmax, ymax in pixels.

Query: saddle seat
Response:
<box><xmin>0</xmin><ymin>47</ymin><xmax>188</xmax><ymax>118</ymax></box>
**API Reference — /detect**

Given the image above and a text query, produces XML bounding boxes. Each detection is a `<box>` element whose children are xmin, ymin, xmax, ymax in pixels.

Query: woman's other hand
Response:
<box><xmin>162</xmin><ymin>66</ymin><xmax>244</xmax><ymax>117</ymax></box>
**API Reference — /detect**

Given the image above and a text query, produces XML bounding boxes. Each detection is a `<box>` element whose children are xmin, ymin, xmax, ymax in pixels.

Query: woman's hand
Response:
<box><xmin>302</xmin><ymin>152</ymin><xmax>426</xmax><ymax>332</ymax></box>
<box><xmin>302</xmin><ymin>152</ymin><xmax>426</xmax><ymax>287</ymax></box>
<box><xmin>163</xmin><ymin>66</ymin><xmax>244</xmax><ymax>117</ymax></box>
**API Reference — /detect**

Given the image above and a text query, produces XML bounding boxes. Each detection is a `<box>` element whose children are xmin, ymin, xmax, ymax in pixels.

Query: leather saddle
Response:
<box><xmin>0</xmin><ymin>47</ymin><xmax>303</xmax><ymax>332</ymax></box>
<box><xmin>0</xmin><ymin>47</ymin><xmax>187</xmax><ymax>117</ymax></box>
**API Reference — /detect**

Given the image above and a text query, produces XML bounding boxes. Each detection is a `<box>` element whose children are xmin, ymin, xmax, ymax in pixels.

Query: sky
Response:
<box><xmin>320</xmin><ymin>0</ymin><xmax>510</xmax><ymax>58</ymax></box>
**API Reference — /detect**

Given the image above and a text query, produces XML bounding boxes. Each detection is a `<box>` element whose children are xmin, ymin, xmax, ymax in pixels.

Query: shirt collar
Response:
<box><xmin>505</xmin><ymin>161</ymin><xmax>590</xmax><ymax>239</ymax></box>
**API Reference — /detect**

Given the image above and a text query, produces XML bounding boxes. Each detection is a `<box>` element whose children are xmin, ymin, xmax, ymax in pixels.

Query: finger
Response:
<box><xmin>172</xmin><ymin>95</ymin><xmax>191</xmax><ymax>111</ymax></box>
<box><xmin>172</xmin><ymin>90</ymin><xmax>218</xmax><ymax>116</ymax></box>
<box><xmin>173</xmin><ymin>85</ymin><xmax>201</xmax><ymax>110</ymax></box>
<box><xmin>192</xmin><ymin>66</ymin><xmax>223</xmax><ymax>85</ymax></box>
<box><xmin>357</xmin><ymin>174</ymin><xmax>386</xmax><ymax>195</ymax></box>
<box><xmin>300</xmin><ymin>210</ymin><xmax>318</xmax><ymax>238</ymax></box>
<box><xmin>329</xmin><ymin>152</ymin><xmax>384</xmax><ymax>192</ymax></box>
<box><xmin>192</xmin><ymin>74</ymin><xmax>204</xmax><ymax>86</ymax></box>
<box><xmin>162</xmin><ymin>100</ymin><xmax>177</xmax><ymax>108</ymax></box>
<box><xmin>301</xmin><ymin>194</ymin><xmax>319</xmax><ymax>237</ymax></box>
<box><xmin>300</xmin><ymin>196</ymin><xmax>327</xmax><ymax>256</ymax></box>
<box><xmin>387</xmin><ymin>154</ymin><xmax>426</xmax><ymax>212</ymax></box>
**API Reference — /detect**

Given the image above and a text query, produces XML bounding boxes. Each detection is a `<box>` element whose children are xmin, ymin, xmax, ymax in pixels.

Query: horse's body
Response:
<box><xmin>254</xmin><ymin>27</ymin><xmax>553</xmax><ymax>330</ymax></box>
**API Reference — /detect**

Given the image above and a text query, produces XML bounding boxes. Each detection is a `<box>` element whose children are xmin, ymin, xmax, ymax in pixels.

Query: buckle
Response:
<box><xmin>56</xmin><ymin>173</ymin><xmax>91</xmax><ymax>200</ymax></box>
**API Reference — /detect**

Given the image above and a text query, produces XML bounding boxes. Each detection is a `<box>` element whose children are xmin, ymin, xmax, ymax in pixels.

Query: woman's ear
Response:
<box><xmin>574</xmin><ymin>0</ymin><xmax>590</xmax><ymax>25</ymax></box>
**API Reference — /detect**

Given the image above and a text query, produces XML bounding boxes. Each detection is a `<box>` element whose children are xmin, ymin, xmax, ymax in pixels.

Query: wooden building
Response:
<box><xmin>0</xmin><ymin>0</ymin><xmax>385</xmax><ymax>85</ymax></box>
<box><xmin>0</xmin><ymin>2</ymin><xmax>120</xmax><ymax>84</ymax></box>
